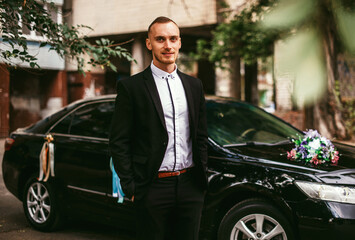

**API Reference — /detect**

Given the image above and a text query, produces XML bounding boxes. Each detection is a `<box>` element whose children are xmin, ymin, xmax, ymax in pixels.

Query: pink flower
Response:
<box><xmin>331</xmin><ymin>152</ymin><xmax>339</xmax><ymax>165</ymax></box>
<box><xmin>312</xmin><ymin>155</ymin><xmax>320</xmax><ymax>165</ymax></box>
<box><xmin>287</xmin><ymin>149</ymin><xmax>296</xmax><ymax>160</ymax></box>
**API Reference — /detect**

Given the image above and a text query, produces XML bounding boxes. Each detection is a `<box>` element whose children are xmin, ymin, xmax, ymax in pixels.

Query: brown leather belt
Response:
<box><xmin>158</xmin><ymin>168</ymin><xmax>191</xmax><ymax>178</ymax></box>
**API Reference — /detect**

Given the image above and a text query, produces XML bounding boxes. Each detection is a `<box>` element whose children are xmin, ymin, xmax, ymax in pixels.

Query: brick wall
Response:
<box><xmin>274</xmin><ymin>110</ymin><xmax>304</xmax><ymax>131</ymax></box>
<box><xmin>0</xmin><ymin>65</ymin><xmax>10</xmax><ymax>137</ymax></box>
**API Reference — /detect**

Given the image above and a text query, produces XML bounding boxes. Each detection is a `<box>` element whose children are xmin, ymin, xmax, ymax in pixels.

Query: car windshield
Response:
<box><xmin>206</xmin><ymin>100</ymin><xmax>301</xmax><ymax>147</ymax></box>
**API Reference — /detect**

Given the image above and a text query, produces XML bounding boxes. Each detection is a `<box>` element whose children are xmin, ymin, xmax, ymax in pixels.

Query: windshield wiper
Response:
<box><xmin>223</xmin><ymin>141</ymin><xmax>267</xmax><ymax>147</ymax></box>
<box><xmin>272</xmin><ymin>139</ymin><xmax>292</xmax><ymax>145</ymax></box>
<box><xmin>223</xmin><ymin>139</ymin><xmax>292</xmax><ymax>148</ymax></box>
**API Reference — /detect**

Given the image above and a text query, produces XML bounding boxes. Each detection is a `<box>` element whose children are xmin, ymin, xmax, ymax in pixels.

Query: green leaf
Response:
<box><xmin>261</xmin><ymin>0</ymin><xmax>315</xmax><ymax>29</ymax></box>
<box><xmin>335</xmin><ymin>5</ymin><xmax>355</xmax><ymax>53</ymax></box>
<box><xmin>101</xmin><ymin>38</ymin><xmax>107</xmax><ymax>45</ymax></box>
<box><xmin>92</xmin><ymin>53</ymin><xmax>98</xmax><ymax>60</ymax></box>
<box><xmin>276</xmin><ymin>29</ymin><xmax>326</xmax><ymax>105</ymax></box>
<box><xmin>109</xmin><ymin>63</ymin><xmax>117</xmax><ymax>72</ymax></box>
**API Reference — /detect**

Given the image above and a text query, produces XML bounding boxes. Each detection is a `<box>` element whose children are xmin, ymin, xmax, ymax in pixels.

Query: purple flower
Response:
<box><xmin>287</xmin><ymin>129</ymin><xmax>339</xmax><ymax>166</ymax></box>
<box><xmin>304</xmin><ymin>129</ymin><xmax>321</xmax><ymax>139</ymax></box>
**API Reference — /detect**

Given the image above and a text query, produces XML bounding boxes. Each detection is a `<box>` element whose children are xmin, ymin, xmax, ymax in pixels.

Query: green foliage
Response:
<box><xmin>261</xmin><ymin>0</ymin><xmax>355</xmax><ymax>105</ymax></box>
<box><xmin>343</xmin><ymin>99</ymin><xmax>355</xmax><ymax>135</ymax></box>
<box><xmin>262</xmin><ymin>0</ymin><xmax>315</xmax><ymax>30</ymax></box>
<box><xmin>0</xmin><ymin>0</ymin><xmax>135</xmax><ymax>73</ymax></box>
<box><xmin>192</xmin><ymin>0</ymin><xmax>279</xmax><ymax>69</ymax></box>
<box><xmin>336</xmin><ymin>80</ymin><xmax>355</xmax><ymax>136</ymax></box>
<box><xmin>263</xmin><ymin>0</ymin><xmax>355</xmax><ymax>138</ymax></box>
<box><xmin>334</xmin><ymin>1</ymin><xmax>355</xmax><ymax>54</ymax></box>
<box><xmin>263</xmin><ymin>0</ymin><xmax>355</xmax><ymax>54</ymax></box>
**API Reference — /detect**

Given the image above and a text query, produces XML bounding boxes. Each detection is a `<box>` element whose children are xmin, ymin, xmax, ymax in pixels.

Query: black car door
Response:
<box><xmin>48</xmin><ymin>100</ymin><xmax>114</xmax><ymax>220</ymax></box>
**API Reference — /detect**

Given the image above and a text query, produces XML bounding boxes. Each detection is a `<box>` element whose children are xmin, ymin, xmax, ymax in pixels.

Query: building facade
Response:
<box><xmin>0</xmin><ymin>0</ymin><xmax>67</xmax><ymax>137</ymax></box>
<box><xmin>5</xmin><ymin>0</ymin><xmax>353</xmax><ymax>137</ymax></box>
<box><xmin>65</xmin><ymin>0</ymin><xmax>219</xmax><ymax>99</ymax></box>
<box><xmin>0</xmin><ymin>0</ymin><xmax>283</xmax><ymax>137</ymax></box>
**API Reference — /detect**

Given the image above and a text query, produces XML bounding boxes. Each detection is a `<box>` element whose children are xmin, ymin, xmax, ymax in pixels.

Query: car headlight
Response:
<box><xmin>295</xmin><ymin>181</ymin><xmax>355</xmax><ymax>204</ymax></box>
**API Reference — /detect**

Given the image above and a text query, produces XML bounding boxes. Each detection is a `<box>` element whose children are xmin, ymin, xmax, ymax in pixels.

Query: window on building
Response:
<box><xmin>19</xmin><ymin>2</ymin><xmax>62</xmax><ymax>41</ymax></box>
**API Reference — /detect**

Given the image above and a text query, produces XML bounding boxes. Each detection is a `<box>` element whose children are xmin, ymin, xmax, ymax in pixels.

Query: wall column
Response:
<box><xmin>131</xmin><ymin>37</ymin><xmax>151</xmax><ymax>75</ymax></box>
<box><xmin>215</xmin><ymin>56</ymin><xmax>241</xmax><ymax>98</ymax></box>
<box><xmin>40</xmin><ymin>70</ymin><xmax>68</xmax><ymax>118</ymax></box>
<box><xmin>0</xmin><ymin>65</ymin><xmax>10</xmax><ymax>137</ymax></box>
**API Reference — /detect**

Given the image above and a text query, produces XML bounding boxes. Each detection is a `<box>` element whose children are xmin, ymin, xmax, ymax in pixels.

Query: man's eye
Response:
<box><xmin>157</xmin><ymin>38</ymin><xmax>164</xmax><ymax>42</ymax></box>
<box><xmin>171</xmin><ymin>37</ymin><xmax>178</xmax><ymax>41</ymax></box>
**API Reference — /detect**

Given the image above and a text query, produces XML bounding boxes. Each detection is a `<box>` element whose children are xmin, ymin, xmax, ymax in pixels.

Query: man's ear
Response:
<box><xmin>146</xmin><ymin>38</ymin><xmax>152</xmax><ymax>50</ymax></box>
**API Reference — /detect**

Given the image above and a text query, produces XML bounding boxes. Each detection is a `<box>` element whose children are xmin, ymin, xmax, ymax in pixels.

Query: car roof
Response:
<box><xmin>70</xmin><ymin>94</ymin><xmax>244</xmax><ymax>105</ymax></box>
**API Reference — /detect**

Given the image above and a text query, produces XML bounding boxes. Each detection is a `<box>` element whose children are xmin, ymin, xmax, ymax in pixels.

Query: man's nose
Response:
<box><xmin>164</xmin><ymin>40</ymin><xmax>172</xmax><ymax>49</ymax></box>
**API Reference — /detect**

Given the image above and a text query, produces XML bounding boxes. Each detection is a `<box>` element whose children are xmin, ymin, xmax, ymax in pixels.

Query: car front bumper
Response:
<box><xmin>296</xmin><ymin>200</ymin><xmax>355</xmax><ymax>240</ymax></box>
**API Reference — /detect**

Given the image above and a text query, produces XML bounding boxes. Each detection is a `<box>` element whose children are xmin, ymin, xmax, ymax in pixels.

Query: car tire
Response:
<box><xmin>23</xmin><ymin>175</ymin><xmax>62</xmax><ymax>232</ymax></box>
<box><xmin>218</xmin><ymin>198</ymin><xmax>295</xmax><ymax>240</ymax></box>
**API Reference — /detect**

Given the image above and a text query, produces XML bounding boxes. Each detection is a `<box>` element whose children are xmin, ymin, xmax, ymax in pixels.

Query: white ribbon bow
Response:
<box><xmin>38</xmin><ymin>134</ymin><xmax>55</xmax><ymax>182</ymax></box>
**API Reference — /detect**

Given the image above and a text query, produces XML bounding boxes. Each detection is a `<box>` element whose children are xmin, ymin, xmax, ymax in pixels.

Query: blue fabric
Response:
<box><xmin>110</xmin><ymin>157</ymin><xmax>125</xmax><ymax>203</ymax></box>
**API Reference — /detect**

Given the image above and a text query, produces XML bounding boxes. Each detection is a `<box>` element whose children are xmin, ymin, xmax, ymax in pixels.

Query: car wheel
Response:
<box><xmin>218</xmin><ymin>198</ymin><xmax>295</xmax><ymax>240</ymax></box>
<box><xmin>23</xmin><ymin>175</ymin><xmax>62</xmax><ymax>231</ymax></box>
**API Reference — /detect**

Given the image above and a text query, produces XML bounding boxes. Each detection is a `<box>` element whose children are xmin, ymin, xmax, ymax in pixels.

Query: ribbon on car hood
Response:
<box><xmin>110</xmin><ymin>157</ymin><xmax>125</xmax><ymax>203</ymax></box>
<box><xmin>38</xmin><ymin>134</ymin><xmax>55</xmax><ymax>182</ymax></box>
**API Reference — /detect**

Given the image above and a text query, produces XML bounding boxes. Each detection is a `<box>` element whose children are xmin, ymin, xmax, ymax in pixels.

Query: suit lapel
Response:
<box><xmin>143</xmin><ymin>67</ymin><xmax>196</xmax><ymax>132</ymax></box>
<box><xmin>178</xmin><ymin>70</ymin><xmax>195</xmax><ymax>129</ymax></box>
<box><xmin>143</xmin><ymin>67</ymin><xmax>167</xmax><ymax>130</ymax></box>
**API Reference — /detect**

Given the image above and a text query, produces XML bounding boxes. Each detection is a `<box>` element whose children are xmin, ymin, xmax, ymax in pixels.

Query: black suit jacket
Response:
<box><xmin>109</xmin><ymin>66</ymin><xmax>208</xmax><ymax>200</ymax></box>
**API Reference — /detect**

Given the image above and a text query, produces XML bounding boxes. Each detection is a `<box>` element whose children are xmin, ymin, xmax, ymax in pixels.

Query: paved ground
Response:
<box><xmin>0</xmin><ymin>138</ymin><xmax>134</xmax><ymax>240</ymax></box>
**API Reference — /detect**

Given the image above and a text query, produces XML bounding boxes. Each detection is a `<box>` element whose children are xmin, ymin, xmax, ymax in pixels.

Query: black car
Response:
<box><xmin>2</xmin><ymin>95</ymin><xmax>355</xmax><ymax>240</ymax></box>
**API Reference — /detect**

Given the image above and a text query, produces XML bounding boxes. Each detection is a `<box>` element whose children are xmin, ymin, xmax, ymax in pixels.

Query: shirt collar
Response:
<box><xmin>151</xmin><ymin>61</ymin><xmax>178</xmax><ymax>80</ymax></box>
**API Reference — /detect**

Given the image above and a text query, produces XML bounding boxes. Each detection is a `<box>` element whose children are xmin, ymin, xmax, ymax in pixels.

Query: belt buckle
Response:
<box><xmin>176</xmin><ymin>171</ymin><xmax>181</xmax><ymax>176</ymax></box>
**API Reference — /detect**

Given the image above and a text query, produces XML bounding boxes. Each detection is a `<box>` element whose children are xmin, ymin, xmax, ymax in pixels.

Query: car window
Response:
<box><xmin>25</xmin><ymin>106</ymin><xmax>72</xmax><ymax>134</ymax></box>
<box><xmin>51</xmin><ymin>111</ymin><xmax>72</xmax><ymax>134</ymax></box>
<box><xmin>206</xmin><ymin>100</ymin><xmax>300</xmax><ymax>146</ymax></box>
<box><xmin>51</xmin><ymin>101</ymin><xmax>114</xmax><ymax>139</ymax></box>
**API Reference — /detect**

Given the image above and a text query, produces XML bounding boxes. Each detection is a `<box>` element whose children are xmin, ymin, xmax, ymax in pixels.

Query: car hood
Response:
<box><xmin>227</xmin><ymin>142</ymin><xmax>355</xmax><ymax>173</ymax></box>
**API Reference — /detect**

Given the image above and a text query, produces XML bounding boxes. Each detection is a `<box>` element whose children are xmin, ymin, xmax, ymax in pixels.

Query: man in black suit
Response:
<box><xmin>109</xmin><ymin>16</ymin><xmax>208</xmax><ymax>240</ymax></box>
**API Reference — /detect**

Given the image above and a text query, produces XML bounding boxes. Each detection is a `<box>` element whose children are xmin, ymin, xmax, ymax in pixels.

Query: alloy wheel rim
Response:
<box><xmin>230</xmin><ymin>213</ymin><xmax>287</xmax><ymax>240</ymax></box>
<box><xmin>26</xmin><ymin>182</ymin><xmax>51</xmax><ymax>224</ymax></box>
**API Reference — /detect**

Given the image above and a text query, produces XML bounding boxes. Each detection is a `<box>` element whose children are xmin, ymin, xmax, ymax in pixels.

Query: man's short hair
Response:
<box><xmin>147</xmin><ymin>16</ymin><xmax>179</xmax><ymax>36</ymax></box>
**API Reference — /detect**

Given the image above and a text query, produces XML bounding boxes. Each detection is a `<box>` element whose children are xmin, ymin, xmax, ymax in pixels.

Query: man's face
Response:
<box><xmin>146</xmin><ymin>22</ymin><xmax>181</xmax><ymax>71</ymax></box>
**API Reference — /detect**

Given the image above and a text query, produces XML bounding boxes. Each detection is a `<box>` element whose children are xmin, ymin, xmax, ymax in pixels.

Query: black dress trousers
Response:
<box><xmin>135</xmin><ymin>170</ymin><xmax>205</xmax><ymax>240</ymax></box>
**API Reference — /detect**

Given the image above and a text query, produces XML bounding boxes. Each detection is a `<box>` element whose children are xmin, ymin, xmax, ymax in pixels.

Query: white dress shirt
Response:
<box><xmin>151</xmin><ymin>62</ymin><xmax>193</xmax><ymax>171</ymax></box>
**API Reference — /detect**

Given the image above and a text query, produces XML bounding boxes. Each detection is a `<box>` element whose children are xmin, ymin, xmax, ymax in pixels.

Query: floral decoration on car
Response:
<box><xmin>287</xmin><ymin>129</ymin><xmax>339</xmax><ymax>166</ymax></box>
